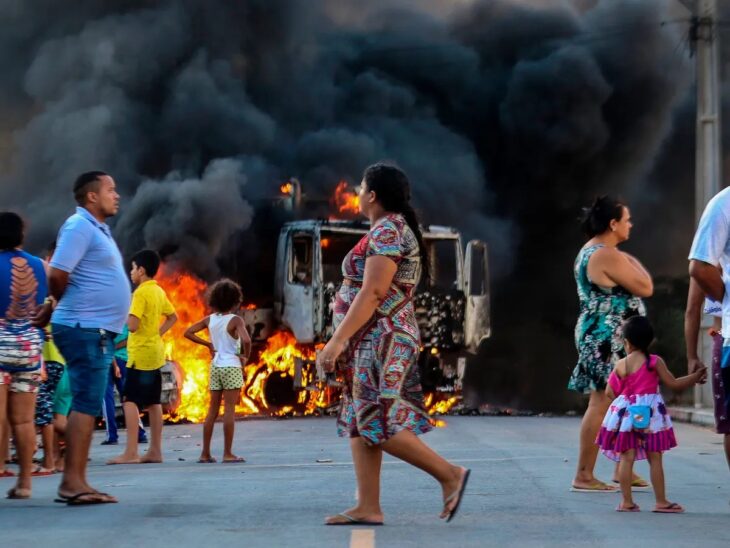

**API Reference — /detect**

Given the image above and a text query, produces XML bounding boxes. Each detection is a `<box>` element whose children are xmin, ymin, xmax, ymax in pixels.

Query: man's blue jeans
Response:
<box><xmin>51</xmin><ymin>323</ymin><xmax>113</xmax><ymax>416</ymax></box>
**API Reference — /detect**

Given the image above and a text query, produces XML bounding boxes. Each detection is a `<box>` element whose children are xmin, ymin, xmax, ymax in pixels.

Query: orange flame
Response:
<box><xmin>242</xmin><ymin>331</ymin><xmax>320</xmax><ymax>415</ymax></box>
<box><xmin>333</xmin><ymin>181</ymin><xmax>359</xmax><ymax>216</ymax></box>
<box><xmin>321</xmin><ymin>238</ymin><xmax>331</xmax><ymax>249</ymax></box>
<box><xmin>158</xmin><ymin>269</ymin><xmax>332</xmax><ymax>421</ymax></box>
<box><xmin>157</xmin><ymin>269</ymin><xmax>211</xmax><ymax>423</ymax></box>
<box><xmin>280</xmin><ymin>182</ymin><xmax>294</xmax><ymax>195</ymax></box>
<box><xmin>158</xmin><ymin>268</ymin><xmax>457</xmax><ymax>422</ymax></box>
<box><xmin>424</xmin><ymin>393</ymin><xmax>460</xmax><ymax>425</ymax></box>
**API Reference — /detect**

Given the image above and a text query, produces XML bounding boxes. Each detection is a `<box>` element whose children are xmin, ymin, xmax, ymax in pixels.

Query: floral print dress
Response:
<box><xmin>333</xmin><ymin>213</ymin><xmax>433</xmax><ymax>445</ymax></box>
<box><xmin>596</xmin><ymin>355</ymin><xmax>676</xmax><ymax>461</ymax></box>
<box><xmin>568</xmin><ymin>244</ymin><xmax>646</xmax><ymax>394</ymax></box>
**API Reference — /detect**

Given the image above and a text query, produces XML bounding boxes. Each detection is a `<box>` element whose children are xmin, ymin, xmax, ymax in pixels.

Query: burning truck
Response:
<box><xmin>159</xmin><ymin>181</ymin><xmax>491</xmax><ymax>422</ymax></box>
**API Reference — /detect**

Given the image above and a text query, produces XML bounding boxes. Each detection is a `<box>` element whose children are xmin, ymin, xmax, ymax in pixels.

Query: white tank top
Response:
<box><xmin>209</xmin><ymin>313</ymin><xmax>241</xmax><ymax>367</ymax></box>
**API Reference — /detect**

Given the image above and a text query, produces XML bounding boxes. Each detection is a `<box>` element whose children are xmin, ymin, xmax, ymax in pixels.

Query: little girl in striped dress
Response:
<box><xmin>596</xmin><ymin>316</ymin><xmax>706</xmax><ymax>513</ymax></box>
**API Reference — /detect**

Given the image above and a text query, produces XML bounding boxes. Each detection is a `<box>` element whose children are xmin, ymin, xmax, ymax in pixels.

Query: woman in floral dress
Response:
<box><xmin>568</xmin><ymin>196</ymin><xmax>653</xmax><ymax>492</ymax></box>
<box><xmin>317</xmin><ymin>164</ymin><xmax>469</xmax><ymax>525</ymax></box>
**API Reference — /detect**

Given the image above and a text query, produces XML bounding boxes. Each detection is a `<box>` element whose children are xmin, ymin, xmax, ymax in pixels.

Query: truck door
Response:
<box><xmin>281</xmin><ymin>232</ymin><xmax>315</xmax><ymax>343</ymax></box>
<box><xmin>463</xmin><ymin>240</ymin><xmax>490</xmax><ymax>354</ymax></box>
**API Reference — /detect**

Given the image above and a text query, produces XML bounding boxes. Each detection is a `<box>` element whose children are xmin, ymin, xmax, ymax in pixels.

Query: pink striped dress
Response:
<box><xmin>596</xmin><ymin>354</ymin><xmax>677</xmax><ymax>461</ymax></box>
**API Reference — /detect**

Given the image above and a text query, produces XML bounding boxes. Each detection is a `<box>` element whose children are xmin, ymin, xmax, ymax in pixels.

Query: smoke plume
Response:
<box><xmin>0</xmin><ymin>0</ymin><xmax>698</xmax><ymax>410</ymax></box>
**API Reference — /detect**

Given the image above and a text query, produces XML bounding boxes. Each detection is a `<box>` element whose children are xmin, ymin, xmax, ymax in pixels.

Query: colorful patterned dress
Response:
<box><xmin>333</xmin><ymin>213</ymin><xmax>433</xmax><ymax>445</ymax></box>
<box><xmin>0</xmin><ymin>250</ymin><xmax>46</xmax><ymax>373</ymax></box>
<box><xmin>596</xmin><ymin>354</ymin><xmax>677</xmax><ymax>461</ymax></box>
<box><xmin>568</xmin><ymin>244</ymin><xmax>646</xmax><ymax>393</ymax></box>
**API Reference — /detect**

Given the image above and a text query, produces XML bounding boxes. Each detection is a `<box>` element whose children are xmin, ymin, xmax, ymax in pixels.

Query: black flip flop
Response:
<box><xmin>6</xmin><ymin>487</ymin><xmax>31</xmax><ymax>499</ymax></box>
<box><xmin>444</xmin><ymin>468</ymin><xmax>471</xmax><ymax>523</ymax></box>
<box><xmin>56</xmin><ymin>491</ymin><xmax>117</xmax><ymax>505</ymax></box>
<box><xmin>325</xmin><ymin>512</ymin><xmax>384</xmax><ymax>526</ymax></box>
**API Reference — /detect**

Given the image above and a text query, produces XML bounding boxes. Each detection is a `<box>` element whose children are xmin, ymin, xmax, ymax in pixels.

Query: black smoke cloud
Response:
<box><xmin>114</xmin><ymin>159</ymin><xmax>255</xmax><ymax>279</ymax></box>
<box><xmin>0</xmin><ymin>0</ymin><xmax>696</xmax><ymax>410</ymax></box>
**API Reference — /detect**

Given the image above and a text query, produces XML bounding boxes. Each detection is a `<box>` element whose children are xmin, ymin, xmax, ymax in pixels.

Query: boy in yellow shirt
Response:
<box><xmin>108</xmin><ymin>250</ymin><xmax>176</xmax><ymax>465</ymax></box>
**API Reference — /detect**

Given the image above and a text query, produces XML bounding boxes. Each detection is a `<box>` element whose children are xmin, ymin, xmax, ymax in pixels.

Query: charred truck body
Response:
<box><xmin>244</xmin><ymin>219</ymin><xmax>490</xmax><ymax>405</ymax></box>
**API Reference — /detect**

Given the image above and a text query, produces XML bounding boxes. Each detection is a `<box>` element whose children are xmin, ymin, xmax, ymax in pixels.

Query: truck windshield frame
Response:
<box><xmin>288</xmin><ymin>233</ymin><xmax>313</xmax><ymax>286</ymax></box>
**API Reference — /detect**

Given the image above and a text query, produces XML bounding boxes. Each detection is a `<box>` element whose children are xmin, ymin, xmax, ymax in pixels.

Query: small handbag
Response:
<box><xmin>628</xmin><ymin>404</ymin><xmax>652</xmax><ymax>430</ymax></box>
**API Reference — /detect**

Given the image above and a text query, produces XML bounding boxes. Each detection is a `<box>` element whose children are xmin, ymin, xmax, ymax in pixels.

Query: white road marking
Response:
<box><xmin>350</xmin><ymin>529</ymin><xmax>375</xmax><ymax>548</ymax></box>
<box><xmin>98</xmin><ymin>455</ymin><xmax>566</xmax><ymax>475</ymax></box>
<box><xmin>219</xmin><ymin>455</ymin><xmax>565</xmax><ymax>469</ymax></box>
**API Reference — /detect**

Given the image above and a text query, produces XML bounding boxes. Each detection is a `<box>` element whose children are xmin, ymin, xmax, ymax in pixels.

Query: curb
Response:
<box><xmin>667</xmin><ymin>406</ymin><xmax>716</xmax><ymax>429</ymax></box>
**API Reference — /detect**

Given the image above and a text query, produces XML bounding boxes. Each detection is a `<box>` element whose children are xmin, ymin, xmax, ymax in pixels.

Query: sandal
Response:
<box><xmin>325</xmin><ymin>512</ymin><xmax>384</xmax><ymax>526</ymax></box>
<box><xmin>56</xmin><ymin>491</ymin><xmax>118</xmax><ymax>505</ymax></box>
<box><xmin>6</xmin><ymin>486</ymin><xmax>31</xmax><ymax>499</ymax></box>
<box><xmin>442</xmin><ymin>467</ymin><xmax>471</xmax><ymax>523</ymax></box>
<box><xmin>612</xmin><ymin>477</ymin><xmax>650</xmax><ymax>490</ymax></box>
<box><xmin>653</xmin><ymin>502</ymin><xmax>684</xmax><ymax>514</ymax></box>
<box><xmin>570</xmin><ymin>480</ymin><xmax>617</xmax><ymax>492</ymax></box>
<box><xmin>222</xmin><ymin>456</ymin><xmax>246</xmax><ymax>463</ymax></box>
<box><xmin>31</xmin><ymin>466</ymin><xmax>55</xmax><ymax>476</ymax></box>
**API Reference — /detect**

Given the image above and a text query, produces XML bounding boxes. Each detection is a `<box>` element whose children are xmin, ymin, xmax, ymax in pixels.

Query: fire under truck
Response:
<box><xmin>240</xmin><ymin>216</ymin><xmax>491</xmax><ymax>411</ymax></box>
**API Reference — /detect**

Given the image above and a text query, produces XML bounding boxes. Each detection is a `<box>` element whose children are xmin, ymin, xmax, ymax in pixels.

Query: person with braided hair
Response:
<box><xmin>317</xmin><ymin>163</ymin><xmax>469</xmax><ymax>526</ymax></box>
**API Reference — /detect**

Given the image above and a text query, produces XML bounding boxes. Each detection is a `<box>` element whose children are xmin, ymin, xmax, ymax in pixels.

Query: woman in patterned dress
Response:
<box><xmin>568</xmin><ymin>197</ymin><xmax>653</xmax><ymax>492</ymax></box>
<box><xmin>317</xmin><ymin>164</ymin><xmax>469</xmax><ymax>525</ymax></box>
<box><xmin>0</xmin><ymin>212</ymin><xmax>48</xmax><ymax>498</ymax></box>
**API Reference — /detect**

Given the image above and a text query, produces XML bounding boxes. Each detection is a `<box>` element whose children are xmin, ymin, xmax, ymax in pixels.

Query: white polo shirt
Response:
<box><xmin>689</xmin><ymin>187</ymin><xmax>730</xmax><ymax>336</ymax></box>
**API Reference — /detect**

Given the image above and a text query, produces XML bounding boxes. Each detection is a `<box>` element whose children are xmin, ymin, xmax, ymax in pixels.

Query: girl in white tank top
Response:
<box><xmin>183</xmin><ymin>279</ymin><xmax>251</xmax><ymax>463</ymax></box>
<box><xmin>208</xmin><ymin>313</ymin><xmax>241</xmax><ymax>367</ymax></box>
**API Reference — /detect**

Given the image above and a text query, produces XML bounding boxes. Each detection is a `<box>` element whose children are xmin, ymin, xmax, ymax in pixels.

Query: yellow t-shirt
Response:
<box><xmin>127</xmin><ymin>280</ymin><xmax>175</xmax><ymax>371</ymax></box>
<box><xmin>42</xmin><ymin>326</ymin><xmax>66</xmax><ymax>365</ymax></box>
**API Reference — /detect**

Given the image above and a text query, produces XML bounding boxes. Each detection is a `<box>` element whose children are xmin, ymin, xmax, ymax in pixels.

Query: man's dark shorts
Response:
<box><xmin>716</xmin><ymin>336</ymin><xmax>730</xmax><ymax>434</ymax></box>
<box><xmin>51</xmin><ymin>323</ymin><xmax>114</xmax><ymax>416</ymax></box>
<box><xmin>123</xmin><ymin>367</ymin><xmax>162</xmax><ymax>409</ymax></box>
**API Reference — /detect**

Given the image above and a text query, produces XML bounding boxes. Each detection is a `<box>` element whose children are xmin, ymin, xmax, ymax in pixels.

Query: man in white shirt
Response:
<box><xmin>688</xmin><ymin>186</ymin><xmax>730</xmax><ymax>472</ymax></box>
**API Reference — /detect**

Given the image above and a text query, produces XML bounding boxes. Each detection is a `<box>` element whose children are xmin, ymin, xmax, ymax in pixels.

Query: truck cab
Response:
<box><xmin>272</xmin><ymin>220</ymin><xmax>490</xmax><ymax>393</ymax></box>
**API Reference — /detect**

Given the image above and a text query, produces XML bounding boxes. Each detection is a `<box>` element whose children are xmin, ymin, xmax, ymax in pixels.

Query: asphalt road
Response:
<box><xmin>0</xmin><ymin>416</ymin><xmax>728</xmax><ymax>548</ymax></box>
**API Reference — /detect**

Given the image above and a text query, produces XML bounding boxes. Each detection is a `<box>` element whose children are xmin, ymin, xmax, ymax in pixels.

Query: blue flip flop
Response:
<box><xmin>444</xmin><ymin>468</ymin><xmax>471</xmax><ymax>523</ymax></box>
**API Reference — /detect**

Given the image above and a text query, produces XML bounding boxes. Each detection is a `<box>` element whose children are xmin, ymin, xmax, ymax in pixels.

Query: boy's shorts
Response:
<box><xmin>210</xmin><ymin>366</ymin><xmax>244</xmax><ymax>391</ymax></box>
<box><xmin>53</xmin><ymin>368</ymin><xmax>72</xmax><ymax>416</ymax></box>
<box><xmin>0</xmin><ymin>369</ymin><xmax>41</xmax><ymax>393</ymax></box>
<box><xmin>123</xmin><ymin>367</ymin><xmax>162</xmax><ymax>409</ymax></box>
<box><xmin>35</xmin><ymin>361</ymin><xmax>65</xmax><ymax>426</ymax></box>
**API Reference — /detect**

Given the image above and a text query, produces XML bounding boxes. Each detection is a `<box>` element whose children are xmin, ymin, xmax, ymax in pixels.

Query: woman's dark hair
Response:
<box><xmin>131</xmin><ymin>249</ymin><xmax>161</xmax><ymax>278</ymax></box>
<box><xmin>362</xmin><ymin>163</ymin><xmax>429</xmax><ymax>281</ymax></box>
<box><xmin>622</xmin><ymin>315</ymin><xmax>654</xmax><ymax>368</ymax></box>
<box><xmin>208</xmin><ymin>278</ymin><xmax>243</xmax><ymax>313</ymax></box>
<box><xmin>580</xmin><ymin>195</ymin><xmax>625</xmax><ymax>238</ymax></box>
<box><xmin>0</xmin><ymin>211</ymin><xmax>24</xmax><ymax>250</ymax></box>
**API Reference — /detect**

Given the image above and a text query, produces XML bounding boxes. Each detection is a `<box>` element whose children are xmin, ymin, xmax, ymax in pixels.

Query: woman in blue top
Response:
<box><xmin>0</xmin><ymin>212</ymin><xmax>48</xmax><ymax>499</ymax></box>
<box><xmin>568</xmin><ymin>197</ymin><xmax>653</xmax><ymax>492</ymax></box>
